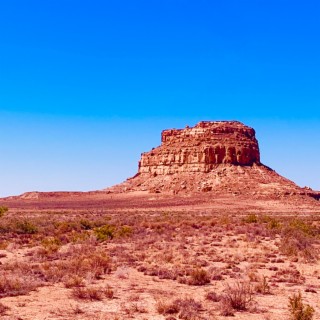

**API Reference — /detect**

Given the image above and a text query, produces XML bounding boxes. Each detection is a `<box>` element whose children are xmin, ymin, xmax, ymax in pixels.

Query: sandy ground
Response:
<box><xmin>0</xmin><ymin>191</ymin><xmax>319</xmax><ymax>319</ymax></box>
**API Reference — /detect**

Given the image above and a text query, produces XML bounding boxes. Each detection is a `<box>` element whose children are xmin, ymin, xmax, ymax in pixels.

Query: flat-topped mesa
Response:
<box><xmin>139</xmin><ymin>121</ymin><xmax>261</xmax><ymax>175</ymax></box>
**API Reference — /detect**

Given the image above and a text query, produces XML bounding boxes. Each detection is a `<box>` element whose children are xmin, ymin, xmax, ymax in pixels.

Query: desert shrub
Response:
<box><xmin>155</xmin><ymin>267</ymin><xmax>178</xmax><ymax>280</ymax></box>
<box><xmin>280</xmin><ymin>220</ymin><xmax>318</xmax><ymax>261</ymax></box>
<box><xmin>219</xmin><ymin>215</ymin><xmax>232</xmax><ymax>226</ymax></box>
<box><xmin>280</xmin><ymin>237</ymin><xmax>314</xmax><ymax>261</ymax></box>
<box><xmin>88</xmin><ymin>252</ymin><xmax>112</xmax><ymax>275</ymax></box>
<box><xmin>188</xmin><ymin>268</ymin><xmax>210</xmax><ymax>285</ymax></box>
<box><xmin>15</xmin><ymin>220</ymin><xmax>38</xmax><ymax>234</ymax></box>
<box><xmin>69</xmin><ymin>231</ymin><xmax>90</xmax><ymax>244</ymax></box>
<box><xmin>1</xmin><ymin>219</ymin><xmax>37</xmax><ymax>235</ymax></box>
<box><xmin>220</xmin><ymin>298</ymin><xmax>235</xmax><ymax>317</ymax></box>
<box><xmin>0</xmin><ymin>273</ymin><xmax>40</xmax><ymax>298</ymax></box>
<box><xmin>42</xmin><ymin>236</ymin><xmax>61</xmax><ymax>247</ymax></box>
<box><xmin>54</xmin><ymin>221</ymin><xmax>81</xmax><ymax>233</ymax></box>
<box><xmin>177</xmin><ymin>298</ymin><xmax>203</xmax><ymax>320</ymax></box>
<box><xmin>260</xmin><ymin>215</ymin><xmax>281</xmax><ymax>230</ymax></box>
<box><xmin>156</xmin><ymin>299</ymin><xmax>179</xmax><ymax>315</ymax></box>
<box><xmin>221</xmin><ymin>281</ymin><xmax>254</xmax><ymax>311</ymax></box>
<box><xmin>255</xmin><ymin>276</ymin><xmax>271</xmax><ymax>295</ymax></box>
<box><xmin>0</xmin><ymin>207</ymin><xmax>8</xmax><ymax>218</ymax></box>
<box><xmin>72</xmin><ymin>286</ymin><xmax>103</xmax><ymax>300</ymax></box>
<box><xmin>41</xmin><ymin>236</ymin><xmax>61</xmax><ymax>253</ymax></box>
<box><xmin>243</xmin><ymin>214</ymin><xmax>258</xmax><ymax>223</ymax></box>
<box><xmin>268</xmin><ymin>218</ymin><xmax>281</xmax><ymax>230</ymax></box>
<box><xmin>79</xmin><ymin>219</ymin><xmax>94</xmax><ymax>230</ymax></box>
<box><xmin>72</xmin><ymin>285</ymin><xmax>114</xmax><ymax>301</ymax></box>
<box><xmin>63</xmin><ymin>275</ymin><xmax>84</xmax><ymax>288</ymax></box>
<box><xmin>103</xmin><ymin>285</ymin><xmax>114</xmax><ymax>299</ymax></box>
<box><xmin>287</xmin><ymin>219</ymin><xmax>317</xmax><ymax>236</ymax></box>
<box><xmin>118</xmin><ymin>225</ymin><xmax>133</xmax><ymax>237</ymax></box>
<box><xmin>42</xmin><ymin>250</ymin><xmax>112</xmax><ymax>282</ymax></box>
<box><xmin>288</xmin><ymin>292</ymin><xmax>314</xmax><ymax>320</ymax></box>
<box><xmin>94</xmin><ymin>224</ymin><xmax>115</xmax><ymax>241</ymax></box>
<box><xmin>157</xmin><ymin>298</ymin><xmax>202</xmax><ymax>319</ymax></box>
<box><xmin>281</xmin><ymin>218</ymin><xmax>318</xmax><ymax>239</ymax></box>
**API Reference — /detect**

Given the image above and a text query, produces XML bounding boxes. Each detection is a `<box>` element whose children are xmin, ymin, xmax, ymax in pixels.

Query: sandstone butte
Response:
<box><xmin>107</xmin><ymin>120</ymin><xmax>320</xmax><ymax>200</ymax></box>
<box><xmin>2</xmin><ymin>120</ymin><xmax>320</xmax><ymax>205</ymax></box>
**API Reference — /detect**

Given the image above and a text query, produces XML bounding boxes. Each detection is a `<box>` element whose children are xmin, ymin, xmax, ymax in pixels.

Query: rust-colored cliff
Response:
<box><xmin>139</xmin><ymin>121</ymin><xmax>260</xmax><ymax>175</ymax></box>
<box><xmin>108</xmin><ymin>121</ymin><xmax>320</xmax><ymax>200</ymax></box>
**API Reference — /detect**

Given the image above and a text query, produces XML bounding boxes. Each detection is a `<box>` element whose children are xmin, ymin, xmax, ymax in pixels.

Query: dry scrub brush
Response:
<box><xmin>288</xmin><ymin>292</ymin><xmax>314</xmax><ymax>320</ymax></box>
<box><xmin>72</xmin><ymin>285</ymin><xmax>114</xmax><ymax>301</ymax></box>
<box><xmin>0</xmin><ymin>240</ymin><xmax>113</xmax><ymax>297</ymax></box>
<box><xmin>157</xmin><ymin>297</ymin><xmax>203</xmax><ymax>320</ymax></box>
<box><xmin>280</xmin><ymin>219</ymin><xmax>319</xmax><ymax>262</ymax></box>
<box><xmin>220</xmin><ymin>281</ymin><xmax>254</xmax><ymax>315</ymax></box>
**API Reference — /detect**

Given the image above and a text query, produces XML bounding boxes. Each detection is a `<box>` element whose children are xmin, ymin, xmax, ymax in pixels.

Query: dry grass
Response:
<box><xmin>72</xmin><ymin>286</ymin><xmax>104</xmax><ymax>300</ymax></box>
<box><xmin>0</xmin><ymin>208</ymin><xmax>319</xmax><ymax>319</ymax></box>
<box><xmin>157</xmin><ymin>297</ymin><xmax>203</xmax><ymax>319</ymax></box>
<box><xmin>288</xmin><ymin>292</ymin><xmax>315</xmax><ymax>320</ymax></box>
<box><xmin>187</xmin><ymin>268</ymin><xmax>210</xmax><ymax>286</ymax></box>
<box><xmin>222</xmin><ymin>281</ymin><xmax>254</xmax><ymax>311</ymax></box>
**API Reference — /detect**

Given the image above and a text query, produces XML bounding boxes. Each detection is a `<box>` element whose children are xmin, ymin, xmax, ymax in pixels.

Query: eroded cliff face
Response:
<box><xmin>106</xmin><ymin>120</ymin><xmax>319</xmax><ymax>200</ymax></box>
<box><xmin>139</xmin><ymin>121</ymin><xmax>260</xmax><ymax>175</ymax></box>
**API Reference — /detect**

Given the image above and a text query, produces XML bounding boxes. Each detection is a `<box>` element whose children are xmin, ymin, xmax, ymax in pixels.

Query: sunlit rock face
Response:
<box><xmin>138</xmin><ymin>121</ymin><xmax>261</xmax><ymax>175</ymax></box>
<box><xmin>105</xmin><ymin>120</ymin><xmax>320</xmax><ymax>200</ymax></box>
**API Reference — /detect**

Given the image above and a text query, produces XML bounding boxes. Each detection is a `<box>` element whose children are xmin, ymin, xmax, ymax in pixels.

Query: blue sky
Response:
<box><xmin>1</xmin><ymin>0</ymin><xmax>319</xmax><ymax>196</ymax></box>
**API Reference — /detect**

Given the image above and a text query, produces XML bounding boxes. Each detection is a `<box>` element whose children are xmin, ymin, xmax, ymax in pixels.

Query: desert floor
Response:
<box><xmin>0</xmin><ymin>192</ymin><xmax>320</xmax><ymax>320</ymax></box>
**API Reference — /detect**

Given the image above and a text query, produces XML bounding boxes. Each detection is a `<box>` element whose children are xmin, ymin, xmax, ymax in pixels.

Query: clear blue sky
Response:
<box><xmin>1</xmin><ymin>0</ymin><xmax>319</xmax><ymax>197</ymax></box>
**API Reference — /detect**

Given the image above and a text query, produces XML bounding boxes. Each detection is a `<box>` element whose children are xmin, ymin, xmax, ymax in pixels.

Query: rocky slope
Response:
<box><xmin>108</xmin><ymin>121</ymin><xmax>320</xmax><ymax>200</ymax></box>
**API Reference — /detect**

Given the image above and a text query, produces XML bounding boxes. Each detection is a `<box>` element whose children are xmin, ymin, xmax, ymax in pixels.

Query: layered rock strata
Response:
<box><xmin>139</xmin><ymin>121</ymin><xmax>260</xmax><ymax>175</ymax></box>
<box><xmin>106</xmin><ymin>121</ymin><xmax>319</xmax><ymax>200</ymax></box>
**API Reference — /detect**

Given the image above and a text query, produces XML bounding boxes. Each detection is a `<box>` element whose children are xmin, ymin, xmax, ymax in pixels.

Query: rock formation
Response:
<box><xmin>108</xmin><ymin>120</ymin><xmax>319</xmax><ymax>200</ymax></box>
<box><xmin>2</xmin><ymin>120</ymin><xmax>319</xmax><ymax>208</ymax></box>
<box><xmin>139</xmin><ymin>121</ymin><xmax>260</xmax><ymax>175</ymax></box>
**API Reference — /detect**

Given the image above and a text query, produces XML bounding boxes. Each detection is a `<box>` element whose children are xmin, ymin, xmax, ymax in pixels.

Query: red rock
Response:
<box><xmin>3</xmin><ymin>120</ymin><xmax>319</xmax><ymax>205</ymax></box>
<box><xmin>107</xmin><ymin>121</ymin><xmax>320</xmax><ymax>200</ymax></box>
<box><xmin>139</xmin><ymin>121</ymin><xmax>260</xmax><ymax>175</ymax></box>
